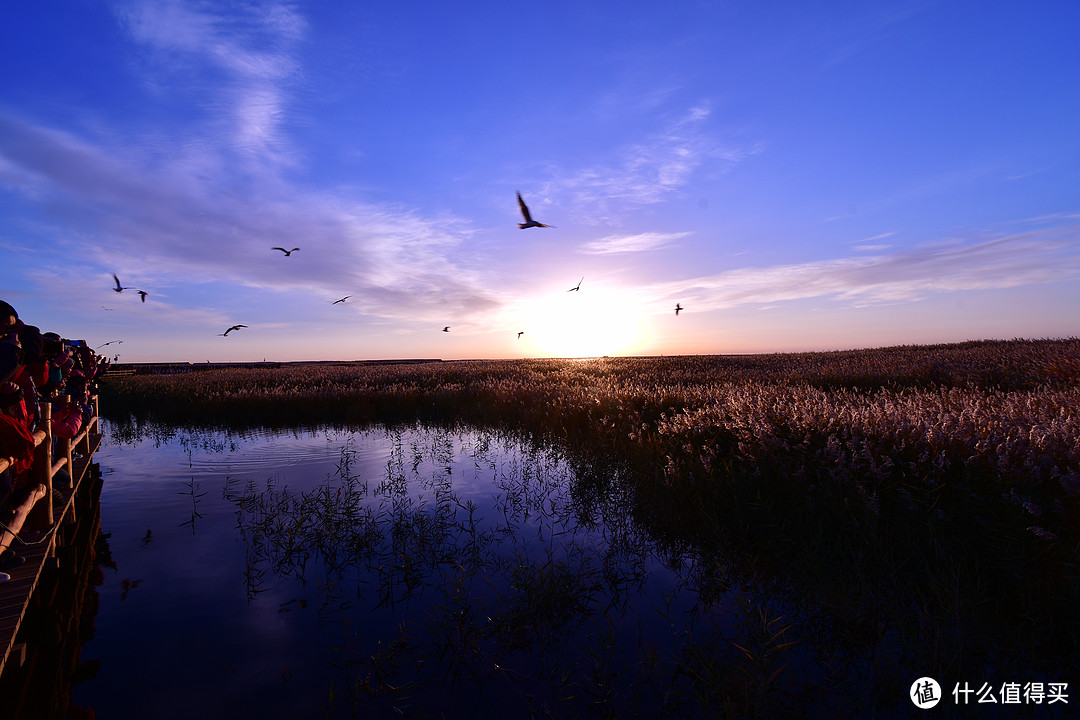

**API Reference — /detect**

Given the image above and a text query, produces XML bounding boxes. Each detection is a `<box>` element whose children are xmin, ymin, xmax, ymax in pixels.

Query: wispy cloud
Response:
<box><xmin>999</xmin><ymin>211</ymin><xmax>1080</xmax><ymax>227</ymax></box>
<box><xmin>580</xmin><ymin>231</ymin><xmax>690</xmax><ymax>255</ymax></box>
<box><xmin>642</xmin><ymin>227</ymin><xmax>1080</xmax><ymax>310</ymax></box>
<box><xmin>0</xmin><ymin>3</ymin><xmax>506</xmax><ymax>329</ymax></box>
<box><xmin>114</xmin><ymin>0</ymin><xmax>306</xmax><ymax>165</ymax></box>
<box><xmin>851</xmin><ymin>231</ymin><xmax>895</xmax><ymax>252</ymax></box>
<box><xmin>855</xmin><ymin>232</ymin><xmax>895</xmax><ymax>244</ymax></box>
<box><xmin>549</xmin><ymin>103</ymin><xmax>759</xmax><ymax>222</ymax></box>
<box><xmin>0</xmin><ymin>109</ymin><xmax>498</xmax><ymax>325</ymax></box>
<box><xmin>817</xmin><ymin>4</ymin><xmax>928</xmax><ymax>69</ymax></box>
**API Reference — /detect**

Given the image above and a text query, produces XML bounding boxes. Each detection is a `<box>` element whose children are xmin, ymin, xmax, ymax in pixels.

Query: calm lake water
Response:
<box><xmin>62</xmin><ymin>419</ymin><xmax>1074</xmax><ymax>718</ymax></box>
<box><xmin>71</xmin><ymin>421</ymin><xmax>744</xmax><ymax>718</ymax></box>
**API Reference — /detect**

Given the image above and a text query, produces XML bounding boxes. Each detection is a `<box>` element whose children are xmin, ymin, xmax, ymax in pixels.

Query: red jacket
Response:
<box><xmin>0</xmin><ymin>413</ymin><xmax>35</xmax><ymax>474</ymax></box>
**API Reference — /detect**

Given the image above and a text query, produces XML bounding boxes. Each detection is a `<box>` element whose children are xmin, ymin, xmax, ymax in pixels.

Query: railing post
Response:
<box><xmin>60</xmin><ymin>434</ymin><xmax>73</xmax><ymax>486</ymax></box>
<box><xmin>76</xmin><ymin>395</ymin><xmax>99</xmax><ymax>456</ymax></box>
<box><xmin>28</xmin><ymin>401</ymin><xmax>54</xmax><ymax>529</ymax></box>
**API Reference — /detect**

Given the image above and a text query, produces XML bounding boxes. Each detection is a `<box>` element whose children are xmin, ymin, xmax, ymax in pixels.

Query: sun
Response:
<box><xmin>520</xmin><ymin>286</ymin><xmax>647</xmax><ymax>358</ymax></box>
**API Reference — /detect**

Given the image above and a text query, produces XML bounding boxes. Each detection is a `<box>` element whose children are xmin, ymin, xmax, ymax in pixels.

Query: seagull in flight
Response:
<box><xmin>331</xmin><ymin>296</ymin><xmax>351</xmax><ymax>305</ymax></box>
<box><xmin>675</xmin><ymin>303</ymin><xmax>683</xmax><ymax>316</ymax></box>
<box><xmin>100</xmin><ymin>306</ymin><xmax>114</xmax><ymax>311</ymax></box>
<box><xmin>112</xmin><ymin>274</ymin><xmax>131</xmax><ymax>293</ymax></box>
<box><xmin>98</xmin><ymin>340</ymin><xmax>123</xmax><ymax>348</ymax></box>
<box><xmin>443</xmin><ymin>326</ymin><xmax>450</xmax><ymax>332</ymax></box>
<box><xmin>272</xmin><ymin>247</ymin><xmax>300</xmax><ymax>256</ymax></box>
<box><xmin>220</xmin><ymin>324</ymin><xmax>247</xmax><ymax>336</ymax></box>
<box><xmin>137</xmin><ymin>290</ymin><xmax>148</xmax><ymax>303</ymax></box>
<box><xmin>517</xmin><ymin>331</ymin><xmax>524</xmax><ymax>339</ymax></box>
<box><xmin>567</xmin><ymin>277</ymin><xmax>583</xmax><ymax>292</ymax></box>
<box><xmin>517</xmin><ymin>192</ymin><xmax>553</xmax><ymax>229</ymax></box>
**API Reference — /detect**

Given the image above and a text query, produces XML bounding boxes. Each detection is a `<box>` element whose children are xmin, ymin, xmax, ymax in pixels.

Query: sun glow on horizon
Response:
<box><xmin>518</xmin><ymin>286</ymin><xmax>648</xmax><ymax>358</ymax></box>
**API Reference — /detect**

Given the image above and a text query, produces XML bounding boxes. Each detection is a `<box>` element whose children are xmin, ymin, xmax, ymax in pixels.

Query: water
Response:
<box><xmin>70</xmin><ymin>422</ymin><xmax>724</xmax><ymax>718</ymax></box>
<box><xmin>63</xmin><ymin>419</ymin><xmax>1078</xmax><ymax>719</ymax></box>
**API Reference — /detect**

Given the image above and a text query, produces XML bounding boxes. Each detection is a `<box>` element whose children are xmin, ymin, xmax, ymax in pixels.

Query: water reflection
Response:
<box><xmin>219</xmin><ymin>425</ymin><xmax>698</xmax><ymax>716</ymax></box>
<box><xmin>74</xmin><ymin>421</ymin><xmax>910</xmax><ymax>719</ymax></box>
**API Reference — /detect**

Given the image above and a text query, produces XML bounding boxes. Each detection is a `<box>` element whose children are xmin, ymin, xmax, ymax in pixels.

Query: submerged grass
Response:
<box><xmin>100</xmin><ymin>338</ymin><xmax>1080</xmax><ymax>715</ymax></box>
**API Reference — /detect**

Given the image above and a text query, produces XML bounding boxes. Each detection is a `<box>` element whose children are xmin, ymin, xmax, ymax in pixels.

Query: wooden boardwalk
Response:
<box><xmin>0</xmin><ymin>398</ymin><xmax>102</xmax><ymax>679</ymax></box>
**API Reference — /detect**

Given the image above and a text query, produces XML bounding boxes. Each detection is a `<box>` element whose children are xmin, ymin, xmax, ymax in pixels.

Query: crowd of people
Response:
<box><xmin>0</xmin><ymin>299</ymin><xmax>111</xmax><ymax>582</ymax></box>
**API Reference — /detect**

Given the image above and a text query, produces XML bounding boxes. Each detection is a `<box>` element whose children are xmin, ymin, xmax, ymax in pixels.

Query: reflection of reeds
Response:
<box><xmin>178</xmin><ymin>477</ymin><xmax>205</xmax><ymax>534</ymax></box>
<box><xmin>100</xmin><ymin>339</ymin><xmax>1080</xmax><ymax>713</ymax></box>
<box><xmin>222</xmin><ymin>427</ymin><xmax>698</xmax><ymax>714</ymax></box>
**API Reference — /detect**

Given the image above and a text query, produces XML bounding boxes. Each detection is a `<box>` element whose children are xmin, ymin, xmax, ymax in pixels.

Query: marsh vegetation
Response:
<box><xmin>97</xmin><ymin>339</ymin><xmax>1080</xmax><ymax>716</ymax></box>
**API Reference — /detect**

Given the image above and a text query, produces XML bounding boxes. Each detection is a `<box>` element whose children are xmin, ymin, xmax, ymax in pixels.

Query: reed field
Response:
<box><xmin>99</xmin><ymin>338</ymin><xmax>1080</xmax><ymax>716</ymax></box>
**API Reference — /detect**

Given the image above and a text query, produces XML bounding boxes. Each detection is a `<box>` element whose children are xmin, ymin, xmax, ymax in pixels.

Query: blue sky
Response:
<box><xmin>2</xmin><ymin>1</ymin><xmax>1079</xmax><ymax>362</ymax></box>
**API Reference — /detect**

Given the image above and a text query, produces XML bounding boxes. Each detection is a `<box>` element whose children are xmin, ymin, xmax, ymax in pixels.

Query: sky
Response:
<box><xmin>2</xmin><ymin>1</ymin><xmax>1079</xmax><ymax>362</ymax></box>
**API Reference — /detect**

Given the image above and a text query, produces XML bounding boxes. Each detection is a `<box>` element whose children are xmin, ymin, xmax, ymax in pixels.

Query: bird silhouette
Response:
<box><xmin>98</xmin><ymin>340</ymin><xmax>123</xmax><ymax>348</ymax></box>
<box><xmin>112</xmin><ymin>274</ymin><xmax>130</xmax><ymax>293</ymax></box>
<box><xmin>517</xmin><ymin>331</ymin><xmax>525</xmax><ymax>339</ymax></box>
<box><xmin>675</xmin><ymin>303</ymin><xmax>683</xmax><ymax>316</ymax></box>
<box><xmin>137</xmin><ymin>290</ymin><xmax>148</xmax><ymax>303</ymax></box>
<box><xmin>220</xmin><ymin>324</ymin><xmax>247</xmax><ymax>336</ymax></box>
<box><xmin>100</xmin><ymin>306</ymin><xmax>114</xmax><ymax>311</ymax></box>
<box><xmin>568</xmin><ymin>277</ymin><xmax>583</xmax><ymax>292</ymax></box>
<box><xmin>331</xmin><ymin>296</ymin><xmax>351</xmax><ymax>305</ymax></box>
<box><xmin>272</xmin><ymin>247</ymin><xmax>300</xmax><ymax>256</ymax></box>
<box><xmin>517</xmin><ymin>192</ymin><xmax>553</xmax><ymax>229</ymax></box>
<box><xmin>443</xmin><ymin>326</ymin><xmax>450</xmax><ymax>332</ymax></box>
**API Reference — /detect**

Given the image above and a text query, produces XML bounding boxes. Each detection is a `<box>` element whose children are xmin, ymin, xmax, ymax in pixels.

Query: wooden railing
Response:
<box><xmin>0</xmin><ymin>396</ymin><xmax>100</xmax><ymax>557</ymax></box>
<box><xmin>0</xmin><ymin>395</ymin><xmax>103</xmax><ymax>687</ymax></box>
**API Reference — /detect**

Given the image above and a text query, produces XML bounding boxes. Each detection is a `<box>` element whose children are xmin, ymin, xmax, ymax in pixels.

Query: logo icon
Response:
<box><xmin>911</xmin><ymin>677</ymin><xmax>942</xmax><ymax>709</ymax></box>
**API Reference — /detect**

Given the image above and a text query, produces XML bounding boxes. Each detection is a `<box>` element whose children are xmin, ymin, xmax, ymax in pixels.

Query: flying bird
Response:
<box><xmin>220</xmin><ymin>324</ymin><xmax>248</xmax><ymax>336</ymax></box>
<box><xmin>567</xmin><ymin>277</ymin><xmax>583</xmax><ymax>292</ymax></box>
<box><xmin>272</xmin><ymin>247</ymin><xmax>300</xmax><ymax>256</ymax></box>
<box><xmin>331</xmin><ymin>296</ymin><xmax>351</xmax><ymax>305</ymax></box>
<box><xmin>98</xmin><ymin>340</ymin><xmax>123</xmax><ymax>348</ymax></box>
<box><xmin>443</xmin><ymin>326</ymin><xmax>450</xmax><ymax>332</ymax></box>
<box><xmin>100</xmin><ymin>306</ymin><xmax>114</xmax><ymax>311</ymax></box>
<box><xmin>675</xmin><ymin>303</ymin><xmax>683</xmax><ymax>316</ymax></box>
<box><xmin>517</xmin><ymin>331</ymin><xmax>525</xmax><ymax>339</ymax></box>
<box><xmin>112</xmin><ymin>274</ymin><xmax>130</xmax><ymax>293</ymax></box>
<box><xmin>137</xmin><ymin>290</ymin><xmax>148</xmax><ymax>303</ymax></box>
<box><xmin>517</xmin><ymin>192</ymin><xmax>553</xmax><ymax>229</ymax></box>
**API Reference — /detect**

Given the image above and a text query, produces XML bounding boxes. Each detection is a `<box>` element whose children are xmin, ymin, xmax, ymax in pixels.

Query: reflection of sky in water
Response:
<box><xmin>68</xmin><ymin>420</ymin><xmax>1065</xmax><ymax>718</ymax></box>
<box><xmin>74</xmin><ymin>422</ymin><xmax>707</xmax><ymax>719</ymax></box>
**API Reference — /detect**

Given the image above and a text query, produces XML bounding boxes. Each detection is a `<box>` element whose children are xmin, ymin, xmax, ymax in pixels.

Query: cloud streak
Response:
<box><xmin>642</xmin><ymin>228</ymin><xmax>1080</xmax><ymax>310</ymax></box>
<box><xmin>579</xmin><ymin>231</ymin><xmax>691</xmax><ymax>255</ymax></box>
<box><xmin>0</xmin><ymin>109</ymin><xmax>498</xmax><ymax>325</ymax></box>
<box><xmin>548</xmin><ymin>103</ymin><xmax>758</xmax><ymax>222</ymax></box>
<box><xmin>0</xmin><ymin>2</ymin><xmax>506</xmax><ymax>333</ymax></box>
<box><xmin>114</xmin><ymin>0</ymin><xmax>306</xmax><ymax>165</ymax></box>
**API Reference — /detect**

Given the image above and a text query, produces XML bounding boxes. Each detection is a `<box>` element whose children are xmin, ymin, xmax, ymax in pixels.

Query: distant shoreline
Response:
<box><xmin>105</xmin><ymin>336</ymin><xmax>1080</xmax><ymax>370</ymax></box>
